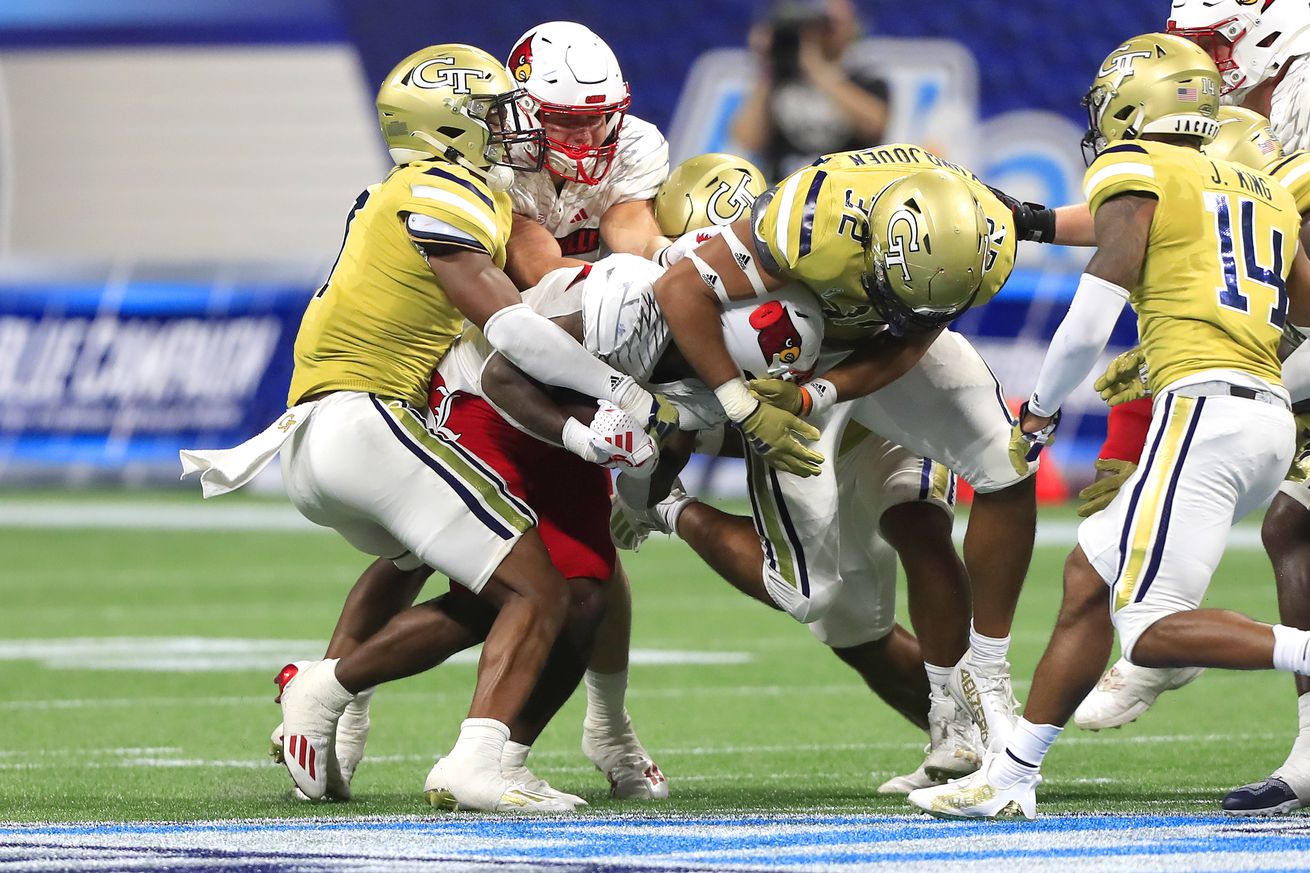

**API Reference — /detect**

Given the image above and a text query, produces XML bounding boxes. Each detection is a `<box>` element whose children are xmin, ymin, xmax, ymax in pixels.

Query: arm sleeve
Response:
<box><xmin>1028</xmin><ymin>273</ymin><xmax>1130</xmax><ymax>416</ymax></box>
<box><xmin>482</xmin><ymin>303</ymin><xmax>651</xmax><ymax>411</ymax></box>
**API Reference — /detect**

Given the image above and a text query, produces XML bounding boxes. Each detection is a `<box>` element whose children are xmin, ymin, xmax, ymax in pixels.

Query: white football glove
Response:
<box><xmin>657</xmin><ymin>226</ymin><xmax>727</xmax><ymax>268</ymax></box>
<box><xmin>561</xmin><ymin>401</ymin><xmax>658</xmax><ymax>478</ymax></box>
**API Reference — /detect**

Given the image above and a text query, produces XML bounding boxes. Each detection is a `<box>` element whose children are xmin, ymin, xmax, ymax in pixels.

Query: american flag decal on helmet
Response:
<box><xmin>1176</xmin><ymin>86</ymin><xmax>1199</xmax><ymax>102</ymax></box>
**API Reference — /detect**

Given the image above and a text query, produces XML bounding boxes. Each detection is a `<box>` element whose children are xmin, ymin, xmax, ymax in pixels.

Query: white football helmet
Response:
<box><xmin>1168</xmin><ymin>0</ymin><xmax>1310</xmax><ymax>100</ymax></box>
<box><xmin>506</xmin><ymin>21</ymin><xmax>631</xmax><ymax>184</ymax></box>
<box><xmin>721</xmin><ymin>287</ymin><xmax>825</xmax><ymax>382</ymax></box>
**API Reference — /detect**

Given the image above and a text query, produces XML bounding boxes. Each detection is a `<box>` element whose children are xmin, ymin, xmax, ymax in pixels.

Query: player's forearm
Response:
<box><xmin>822</xmin><ymin>329</ymin><xmax>940</xmax><ymax>401</ymax></box>
<box><xmin>479</xmin><ymin>353</ymin><xmax>570</xmax><ymax>445</ymax></box>
<box><xmin>482</xmin><ymin>304</ymin><xmax>653</xmax><ymax>417</ymax></box>
<box><xmin>1053</xmin><ymin>204</ymin><xmax>1096</xmax><ymax>247</ymax></box>
<box><xmin>1028</xmin><ymin>274</ymin><xmax>1127</xmax><ymax>415</ymax></box>
<box><xmin>654</xmin><ymin>261</ymin><xmax>742</xmax><ymax>392</ymax></box>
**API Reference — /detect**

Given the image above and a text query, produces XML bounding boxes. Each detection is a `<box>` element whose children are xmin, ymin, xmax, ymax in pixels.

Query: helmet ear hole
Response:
<box><xmin>1114</xmin><ymin>105</ymin><xmax>1137</xmax><ymax>121</ymax></box>
<box><xmin>1257</xmin><ymin>31</ymin><xmax>1281</xmax><ymax>49</ymax></box>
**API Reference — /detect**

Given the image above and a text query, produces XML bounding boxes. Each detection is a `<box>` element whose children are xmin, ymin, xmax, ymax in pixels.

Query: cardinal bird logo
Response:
<box><xmin>750</xmin><ymin>300</ymin><xmax>803</xmax><ymax>368</ymax></box>
<box><xmin>509</xmin><ymin>34</ymin><xmax>534</xmax><ymax>83</ymax></box>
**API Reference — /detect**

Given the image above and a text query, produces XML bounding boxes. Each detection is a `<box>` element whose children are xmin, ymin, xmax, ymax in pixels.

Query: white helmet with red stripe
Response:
<box><xmin>506</xmin><ymin>21</ymin><xmax>631</xmax><ymax>184</ymax></box>
<box><xmin>1168</xmin><ymin>0</ymin><xmax>1310</xmax><ymax>100</ymax></box>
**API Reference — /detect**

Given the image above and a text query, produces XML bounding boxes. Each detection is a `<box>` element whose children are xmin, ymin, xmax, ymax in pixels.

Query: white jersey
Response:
<box><xmin>437</xmin><ymin>253</ymin><xmax>723</xmax><ymax>431</ymax></box>
<box><xmin>1270</xmin><ymin>54</ymin><xmax>1310</xmax><ymax>152</ymax></box>
<box><xmin>509</xmin><ymin>116</ymin><xmax>669</xmax><ymax>261</ymax></box>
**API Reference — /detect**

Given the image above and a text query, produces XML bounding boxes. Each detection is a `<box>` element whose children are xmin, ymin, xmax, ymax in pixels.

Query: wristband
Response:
<box><xmin>561</xmin><ymin>417</ymin><xmax>604</xmax><ymax>463</ymax></box>
<box><xmin>800</xmin><ymin>378</ymin><xmax>837</xmax><ymax>418</ymax></box>
<box><xmin>714</xmin><ymin>377</ymin><xmax>759</xmax><ymax>422</ymax></box>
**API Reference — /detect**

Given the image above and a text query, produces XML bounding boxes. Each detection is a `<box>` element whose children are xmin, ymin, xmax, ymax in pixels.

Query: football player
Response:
<box><xmin>182</xmin><ymin>45</ymin><xmax>668</xmax><ymax>812</ymax></box>
<box><xmin>289</xmin><ymin>22</ymin><xmax>680</xmax><ymax>802</ymax></box>
<box><xmin>646</xmin><ymin>142</ymin><xmax>1051</xmax><ymax>753</ymax></box>
<box><xmin>908</xmin><ymin>33</ymin><xmax>1310</xmax><ymax>820</ymax></box>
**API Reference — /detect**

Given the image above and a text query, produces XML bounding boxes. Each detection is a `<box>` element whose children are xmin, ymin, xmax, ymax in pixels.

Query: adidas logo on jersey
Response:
<box><xmin>572</xmin><ymin>208</ymin><xmax>589</xmax><ymax>223</ymax></box>
<box><xmin>734</xmin><ymin>251</ymin><xmax>751</xmax><ymax>270</ymax></box>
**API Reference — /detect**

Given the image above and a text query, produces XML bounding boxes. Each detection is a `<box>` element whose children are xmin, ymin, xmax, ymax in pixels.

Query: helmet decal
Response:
<box><xmin>749</xmin><ymin>301</ymin><xmax>804</xmax><ymax>368</ymax></box>
<box><xmin>509</xmin><ymin>34</ymin><xmax>534</xmax><ymax>83</ymax></box>
<box><xmin>410</xmin><ymin>57</ymin><xmax>492</xmax><ymax>95</ymax></box>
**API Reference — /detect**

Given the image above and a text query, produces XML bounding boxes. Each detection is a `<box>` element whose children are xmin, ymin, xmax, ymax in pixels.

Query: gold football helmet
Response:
<box><xmin>862</xmin><ymin>170</ymin><xmax>988</xmax><ymax>335</ymax></box>
<box><xmin>1202</xmin><ymin>105</ymin><xmax>1283</xmax><ymax>170</ymax></box>
<box><xmin>654</xmin><ymin>153</ymin><xmax>768</xmax><ymax>236</ymax></box>
<box><xmin>1082</xmin><ymin>33</ymin><xmax>1221</xmax><ymax>165</ymax></box>
<box><xmin>376</xmin><ymin>44</ymin><xmax>544</xmax><ymax>188</ymax></box>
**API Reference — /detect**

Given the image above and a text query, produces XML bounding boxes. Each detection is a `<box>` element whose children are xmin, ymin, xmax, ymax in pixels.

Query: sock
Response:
<box><xmin>316</xmin><ymin>659</ymin><xmax>354</xmax><ymax>713</ymax></box>
<box><xmin>501</xmin><ymin>740</ymin><xmax>532</xmax><ymax>770</ymax></box>
<box><xmin>924</xmin><ymin>662</ymin><xmax>953</xmax><ymax>689</ymax></box>
<box><xmin>342</xmin><ymin>685</ymin><xmax>374</xmax><ymax>720</ymax></box>
<box><xmin>584</xmin><ymin>669</ymin><xmax>629</xmax><ymax>733</ymax></box>
<box><xmin>992</xmin><ymin>717</ymin><xmax>1062</xmax><ymax>788</ymax></box>
<box><xmin>968</xmin><ymin>621</ymin><xmax>1011</xmax><ymax>665</ymax></box>
<box><xmin>1275</xmin><ymin>693</ymin><xmax>1310</xmax><ymax>783</ymax></box>
<box><xmin>656</xmin><ymin>493</ymin><xmax>697</xmax><ymax>535</ymax></box>
<box><xmin>1273</xmin><ymin>625</ymin><xmax>1310</xmax><ymax>674</ymax></box>
<box><xmin>447</xmin><ymin>718</ymin><xmax>510</xmax><ymax>770</ymax></box>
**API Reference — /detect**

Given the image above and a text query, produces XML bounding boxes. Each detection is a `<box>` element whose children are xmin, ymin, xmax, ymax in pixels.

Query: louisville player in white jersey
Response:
<box><xmin>181</xmin><ymin>45</ymin><xmax>667</xmax><ymax>813</ymax></box>
<box><xmin>645</xmin><ymin>143</ymin><xmax>1047</xmax><ymax>758</ymax></box>
<box><xmin>909</xmin><ymin>33</ymin><xmax>1310</xmax><ymax>821</ymax></box>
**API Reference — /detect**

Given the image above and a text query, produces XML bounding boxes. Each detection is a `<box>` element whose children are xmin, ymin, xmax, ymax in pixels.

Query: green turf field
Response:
<box><xmin>0</xmin><ymin>492</ymin><xmax>1295</xmax><ymax>823</ymax></box>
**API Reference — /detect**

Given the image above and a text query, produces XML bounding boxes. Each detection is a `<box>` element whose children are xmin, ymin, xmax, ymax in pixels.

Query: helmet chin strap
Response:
<box><xmin>406</xmin><ymin>130</ymin><xmax>514</xmax><ymax>191</ymax></box>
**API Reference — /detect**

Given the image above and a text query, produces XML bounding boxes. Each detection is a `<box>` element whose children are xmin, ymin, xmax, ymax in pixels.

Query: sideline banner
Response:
<box><xmin>0</xmin><ymin>275</ymin><xmax>308</xmax><ymax>477</ymax></box>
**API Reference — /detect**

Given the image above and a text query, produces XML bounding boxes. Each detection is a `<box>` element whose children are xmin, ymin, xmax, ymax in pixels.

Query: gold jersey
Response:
<box><xmin>751</xmin><ymin>143</ymin><xmax>1016</xmax><ymax>341</ymax></box>
<box><xmin>288</xmin><ymin>161</ymin><xmax>512</xmax><ymax>407</ymax></box>
<box><xmin>1269</xmin><ymin>150</ymin><xmax>1310</xmax><ymax>216</ymax></box>
<box><xmin>1085</xmin><ymin>140</ymin><xmax>1299</xmax><ymax>394</ymax></box>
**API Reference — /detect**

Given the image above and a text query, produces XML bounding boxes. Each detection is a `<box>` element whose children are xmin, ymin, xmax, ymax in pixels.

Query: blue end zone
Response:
<box><xmin>4</xmin><ymin>813</ymin><xmax>1310</xmax><ymax>871</ymax></box>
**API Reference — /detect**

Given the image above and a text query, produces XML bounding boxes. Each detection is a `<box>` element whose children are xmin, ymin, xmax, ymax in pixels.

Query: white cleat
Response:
<box><xmin>500</xmin><ymin>762</ymin><xmax>588</xmax><ymax>807</ymax></box>
<box><xmin>907</xmin><ymin>752</ymin><xmax>1039</xmax><ymax>821</ymax></box>
<box><xmin>276</xmin><ymin>660</ymin><xmax>349</xmax><ymax>801</ymax></box>
<box><xmin>950</xmin><ymin>654</ymin><xmax>1020</xmax><ymax>751</ymax></box>
<box><xmin>582</xmin><ymin>712</ymin><xmax>669</xmax><ymax>800</ymax></box>
<box><xmin>423</xmin><ymin>757</ymin><xmax>579</xmax><ymax>813</ymax></box>
<box><xmin>877</xmin><ymin>760</ymin><xmax>936</xmax><ymax>794</ymax></box>
<box><xmin>1074</xmin><ymin>659</ymin><xmax>1203</xmax><ymax>731</ymax></box>
<box><xmin>922</xmin><ymin>685</ymin><xmax>984</xmax><ymax>783</ymax></box>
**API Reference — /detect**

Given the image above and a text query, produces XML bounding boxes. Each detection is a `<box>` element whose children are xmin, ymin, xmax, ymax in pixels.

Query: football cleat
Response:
<box><xmin>922</xmin><ymin>685</ymin><xmax>984</xmax><ymax>783</ymax></box>
<box><xmin>950</xmin><ymin>654</ymin><xmax>1020</xmax><ymax>751</ymax></box>
<box><xmin>1073</xmin><ymin>659</ymin><xmax>1204</xmax><ymax>731</ymax></box>
<box><xmin>423</xmin><ymin>756</ymin><xmax>579</xmax><ymax>813</ymax></box>
<box><xmin>500</xmin><ymin>761</ymin><xmax>588</xmax><ymax>807</ymax></box>
<box><xmin>907</xmin><ymin>752</ymin><xmax>1039</xmax><ymax>821</ymax></box>
<box><xmin>277</xmin><ymin>660</ymin><xmax>350</xmax><ymax>801</ymax></box>
<box><xmin>582</xmin><ymin>711</ymin><xmax>669</xmax><ymax>800</ymax></box>
<box><xmin>1223</xmin><ymin>776</ymin><xmax>1309</xmax><ymax>816</ymax></box>
<box><xmin>877</xmin><ymin>762</ymin><xmax>937</xmax><ymax>794</ymax></box>
<box><xmin>609</xmin><ymin>479</ymin><xmax>691</xmax><ymax>552</ymax></box>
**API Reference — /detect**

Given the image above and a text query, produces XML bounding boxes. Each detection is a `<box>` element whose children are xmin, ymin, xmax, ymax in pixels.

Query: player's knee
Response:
<box><xmin>1263</xmin><ymin>494</ymin><xmax>1310</xmax><ymax>559</ymax></box>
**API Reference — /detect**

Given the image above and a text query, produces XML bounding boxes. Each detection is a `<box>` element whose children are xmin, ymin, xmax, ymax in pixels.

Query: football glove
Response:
<box><xmin>1077</xmin><ymin>458</ymin><xmax>1137</xmax><ymax>517</ymax></box>
<box><xmin>749</xmin><ymin>377</ymin><xmax>837</xmax><ymax>419</ymax></box>
<box><xmin>739</xmin><ymin>402</ymin><xmax>823</xmax><ymax>476</ymax></box>
<box><xmin>1008</xmin><ymin>401</ymin><xmax>1061</xmax><ymax>476</ymax></box>
<box><xmin>1094</xmin><ymin>346</ymin><xmax>1150</xmax><ymax>407</ymax></box>
<box><xmin>987</xmin><ymin>185</ymin><xmax>1057</xmax><ymax>244</ymax></box>
<box><xmin>562</xmin><ymin>402</ymin><xmax>658</xmax><ymax>477</ymax></box>
<box><xmin>1287</xmin><ymin>412</ymin><xmax>1310</xmax><ymax>485</ymax></box>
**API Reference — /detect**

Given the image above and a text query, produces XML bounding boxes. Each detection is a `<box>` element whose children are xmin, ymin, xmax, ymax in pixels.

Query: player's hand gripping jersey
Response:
<box><xmin>289</xmin><ymin>161</ymin><xmax>511</xmax><ymax>407</ymax></box>
<box><xmin>1085</xmin><ymin>140</ymin><xmax>1300</xmax><ymax>394</ymax></box>
<box><xmin>752</xmin><ymin>143</ymin><xmax>1017</xmax><ymax>341</ymax></box>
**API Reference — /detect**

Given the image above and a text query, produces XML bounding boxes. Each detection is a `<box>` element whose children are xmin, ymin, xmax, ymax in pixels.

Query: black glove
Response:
<box><xmin>987</xmin><ymin>185</ymin><xmax>1057</xmax><ymax>244</ymax></box>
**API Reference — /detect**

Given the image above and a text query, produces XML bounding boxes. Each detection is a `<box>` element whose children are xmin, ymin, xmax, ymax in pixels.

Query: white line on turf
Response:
<box><xmin>0</xmin><ymin>501</ymin><xmax>1268</xmax><ymax>549</ymax></box>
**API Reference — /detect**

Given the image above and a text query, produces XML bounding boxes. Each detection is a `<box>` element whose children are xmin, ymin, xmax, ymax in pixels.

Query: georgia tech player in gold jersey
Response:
<box><xmin>186</xmin><ymin>45</ymin><xmax>669</xmax><ymax>813</ymax></box>
<box><xmin>909</xmin><ymin>32</ymin><xmax>1310</xmax><ymax>821</ymax></box>
<box><xmin>651</xmin><ymin>144</ymin><xmax>1046</xmax><ymax>752</ymax></box>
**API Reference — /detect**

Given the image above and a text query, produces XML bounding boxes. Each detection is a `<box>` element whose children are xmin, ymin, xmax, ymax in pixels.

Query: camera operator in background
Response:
<box><xmin>730</xmin><ymin>0</ymin><xmax>889</xmax><ymax>180</ymax></box>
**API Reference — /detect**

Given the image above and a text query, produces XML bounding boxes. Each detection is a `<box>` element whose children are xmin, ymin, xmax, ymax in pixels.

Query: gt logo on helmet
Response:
<box><xmin>411</xmin><ymin>57</ymin><xmax>491</xmax><ymax>94</ymax></box>
<box><xmin>706</xmin><ymin>177</ymin><xmax>757</xmax><ymax>225</ymax></box>
<box><xmin>749</xmin><ymin>300</ymin><xmax>804</xmax><ymax>367</ymax></box>
<box><xmin>884</xmin><ymin>208</ymin><xmax>923</xmax><ymax>283</ymax></box>
<box><xmin>1098</xmin><ymin>49</ymin><xmax>1154</xmax><ymax>78</ymax></box>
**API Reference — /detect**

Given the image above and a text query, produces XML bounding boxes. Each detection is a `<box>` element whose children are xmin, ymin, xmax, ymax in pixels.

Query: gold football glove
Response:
<box><xmin>1094</xmin><ymin>346</ymin><xmax>1150</xmax><ymax>407</ymax></box>
<box><xmin>1008</xmin><ymin>402</ymin><xmax>1060</xmax><ymax>476</ymax></box>
<box><xmin>740</xmin><ymin>401</ymin><xmax>824</xmax><ymax>477</ymax></box>
<box><xmin>748</xmin><ymin>378</ymin><xmax>804</xmax><ymax>415</ymax></box>
<box><xmin>1077</xmin><ymin>458</ymin><xmax>1138</xmax><ymax>517</ymax></box>
<box><xmin>1288</xmin><ymin>413</ymin><xmax>1310</xmax><ymax>485</ymax></box>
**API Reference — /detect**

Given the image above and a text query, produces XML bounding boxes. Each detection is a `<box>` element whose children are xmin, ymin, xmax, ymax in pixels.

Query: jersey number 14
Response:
<box><xmin>1205</xmin><ymin>192</ymin><xmax>1288</xmax><ymax>329</ymax></box>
